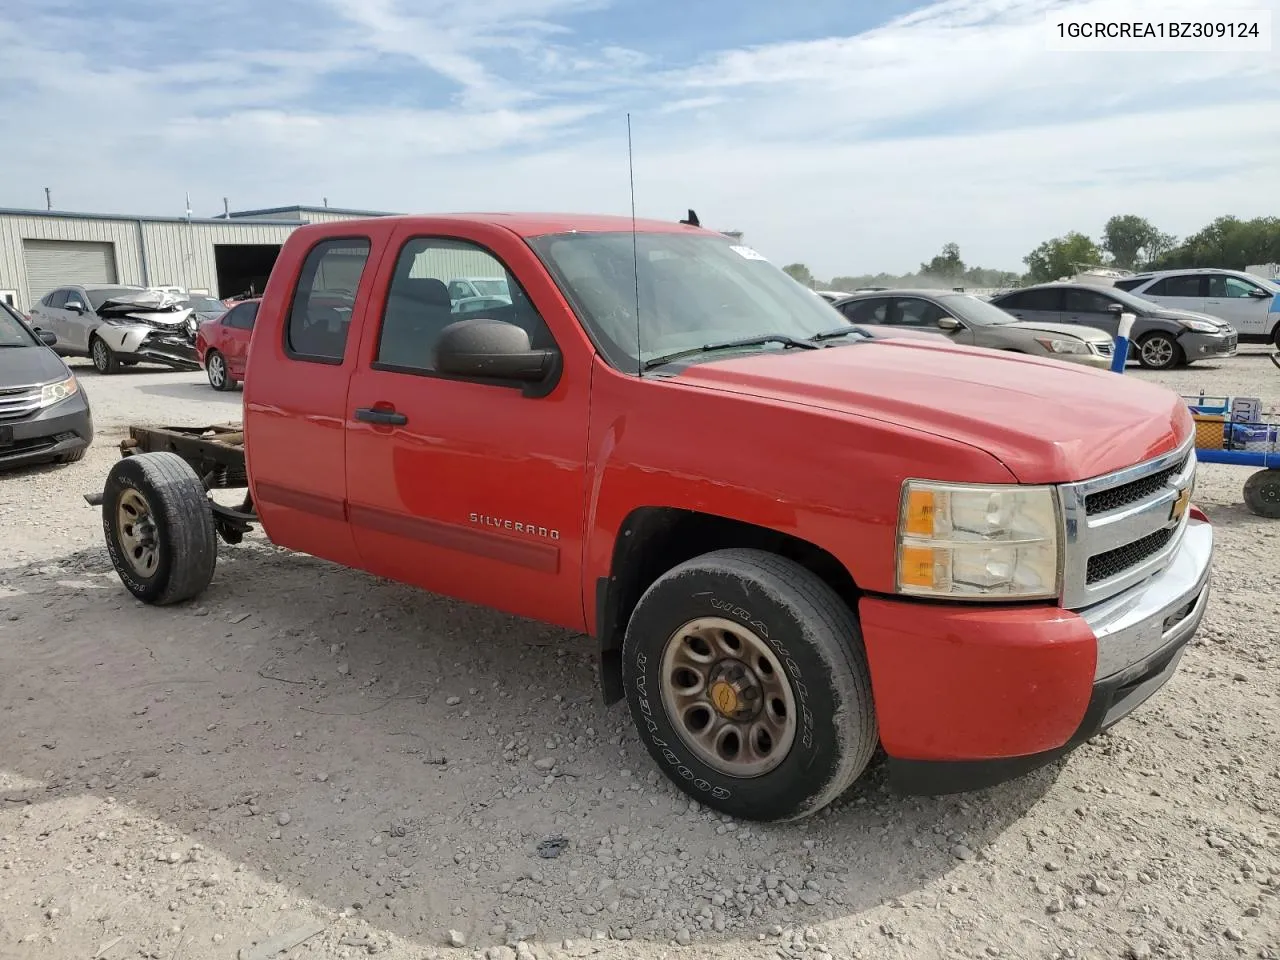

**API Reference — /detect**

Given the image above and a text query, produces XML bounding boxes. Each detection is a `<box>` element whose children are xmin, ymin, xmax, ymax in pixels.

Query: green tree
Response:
<box><xmin>1102</xmin><ymin>215</ymin><xmax>1177</xmax><ymax>270</ymax></box>
<box><xmin>782</xmin><ymin>263</ymin><xmax>814</xmax><ymax>287</ymax></box>
<box><xmin>1022</xmin><ymin>232</ymin><xmax>1104</xmax><ymax>283</ymax></box>
<box><xmin>919</xmin><ymin>242</ymin><xmax>965</xmax><ymax>281</ymax></box>
<box><xmin>1150</xmin><ymin>215</ymin><xmax>1280</xmax><ymax>270</ymax></box>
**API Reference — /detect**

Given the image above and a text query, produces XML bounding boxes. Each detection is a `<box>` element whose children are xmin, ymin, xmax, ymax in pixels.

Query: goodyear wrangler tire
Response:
<box><xmin>103</xmin><ymin>452</ymin><xmax>217</xmax><ymax>605</ymax></box>
<box><xmin>621</xmin><ymin>548</ymin><xmax>877</xmax><ymax>822</ymax></box>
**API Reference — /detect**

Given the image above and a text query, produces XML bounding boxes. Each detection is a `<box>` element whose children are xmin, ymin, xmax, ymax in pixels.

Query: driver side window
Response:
<box><xmin>893</xmin><ymin>298</ymin><xmax>946</xmax><ymax>326</ymax></box>
<box><xmin>840</xmin><ymin>298</ymin><xmax>889</xmax><ymax>324</ymax></box>
<box><xmin>374</xmin><ymin>237</ymin><xmax>554</xmax><ymax>376</ymax></box>
<box><xmin>1211</xmin><ymin>276</ymin><xmax>1263</xmax><ymax>298</ymax></box>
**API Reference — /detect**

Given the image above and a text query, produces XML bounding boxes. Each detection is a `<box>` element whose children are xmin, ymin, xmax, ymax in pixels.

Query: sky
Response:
<box><xmin>1</xmin><ymin>0</ymin><xmax>1277</xmax><ymax>278</ymax></box>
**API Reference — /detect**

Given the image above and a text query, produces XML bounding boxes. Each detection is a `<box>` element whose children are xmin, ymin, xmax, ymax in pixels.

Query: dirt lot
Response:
<box><xmin>2</xmin><ymin>352</ymin><xmax>1278</xmax><ymax>960</ymax></box>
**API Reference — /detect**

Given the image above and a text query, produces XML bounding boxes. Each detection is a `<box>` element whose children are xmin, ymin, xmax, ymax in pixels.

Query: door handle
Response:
<box><xmin>354</xmin><ymin>406</ymin><xmax>407</xmax><ymax>426</ymax></box>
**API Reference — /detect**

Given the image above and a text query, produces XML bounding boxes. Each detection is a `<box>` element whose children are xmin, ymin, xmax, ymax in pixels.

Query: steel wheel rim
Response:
<box><xmin>1142</xmin><ymin>337</ymin><xmax>1173</xmax><ymax>366</ymax></box>
<box><xmin>658</xmin><ymin>616</ymin><xmax>797</xmax><ymax>778</ymax></box>
<box><xmin>117</xmin><ymin>489</ymin><xmax>160</xmax><ymax>578</ymax></box>
<box><xmin>208</xmin><ymin>354</ymin><xmax>225</xmax><ymax>387</ymax></box>
<box><xmin>93</xmin><ymin>340</ymin><xmax>108</xmax><ymax>370</ymax></box>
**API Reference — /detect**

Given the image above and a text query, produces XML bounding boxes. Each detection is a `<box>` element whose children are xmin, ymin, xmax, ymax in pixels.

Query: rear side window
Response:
<box><xmin>225</xmin><ymin>302</ymin><xmax>259</xmax><ymax>330</ymax></box>
<box><xmin>1146</xmin><ymin>274</ymin><xmax>1204</xmax><ymax>297</ymax></box>
<box><xmin>45</xmin><ymin>289</ymin><xmax>68</xmax><ymax>308</ymax></box>
<box><xmin>286</xmin><ymin>239</ymin><xmax>371</xmax><ymax>362</ymax></box>
<box><xmin>1112</xmin><ymin>278</ymin><xmax>1146</xmax><ymax>292</ymax></box>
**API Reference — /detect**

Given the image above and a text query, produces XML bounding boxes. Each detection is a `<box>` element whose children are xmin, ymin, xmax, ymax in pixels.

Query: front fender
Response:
<box><xmin>93</xmin><ymin>322</ymin><xmax>155</xmax><ymax>354</ymax></box>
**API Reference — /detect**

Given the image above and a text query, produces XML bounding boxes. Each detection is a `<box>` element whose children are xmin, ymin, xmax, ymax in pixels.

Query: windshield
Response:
<box><xmin>937</xmin><ymin>293</ymin><xmax>1019</xmax><ymax>326</ymax></box>
<box><xmin>527</xmin><ymin>231</ymin><xmax>850</xmax><ymax>369</ymax></box>
<box><xmin>86</xmin><ymin>286</ymin><xmax>147</xmax><ymax>310</ymax></box>
<box><xmin>470</xmin><ymin>279</ymin><xmax>510</xmax><ymax>297</ymax></box>
<box><xmin>184</xmin><ymin>296</ymin><xmax>226</xmax><ymax>312</ymax></box>
<box><xmin>0</xmin><ymin>302</ymin><xmax>39</xmax><ymax>347</ymax></box>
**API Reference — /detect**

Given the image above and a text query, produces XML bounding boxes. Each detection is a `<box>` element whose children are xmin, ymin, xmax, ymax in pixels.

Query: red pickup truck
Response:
<box><xmin>89</xmin><ymin>212</ymin><xmax>1213</xmax><ymax>823</ymax></box>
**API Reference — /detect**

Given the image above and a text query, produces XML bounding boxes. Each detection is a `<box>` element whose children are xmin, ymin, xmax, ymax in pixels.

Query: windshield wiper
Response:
<box><xmin>642</xmin><ymin>334</ymin><xmax>820</xmax><ymax>371</ymax></box>
<box><xmin>809</xmin><ymin>325</ymin><xmax>874</xmax><ymax>342</ymax></box>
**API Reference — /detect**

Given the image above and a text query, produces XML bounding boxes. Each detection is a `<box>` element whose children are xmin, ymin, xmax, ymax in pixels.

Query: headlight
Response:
<box><xmin>38</xmin><ymin>375</ymin><xmax>79</xmax><ymax>408</ymax></box>
<box><xmin>896</xmin><ymin>481</ymin><xmax>1060</xmax><ymax>600</ymax></box>
<box><xmin>1176</xmin><ymin>319</ymin><xmax>1219</xmax><ymax>333</ymax></box>
<box><xmin>1034</xmin><ymin>337</ymin><xmax>1088</xmax><ymax>355</ymax></box>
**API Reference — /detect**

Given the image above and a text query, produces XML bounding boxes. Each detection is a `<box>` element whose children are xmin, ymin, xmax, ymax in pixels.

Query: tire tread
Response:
<box><xmin>104</xmin><ymin>452</ymin><xmax>217</xmax><ymax>605</ymax></box>
<box><xmin>626</xmin><ymin>547</ymin><xmax>877</xmax><ymax>821</ymax></box>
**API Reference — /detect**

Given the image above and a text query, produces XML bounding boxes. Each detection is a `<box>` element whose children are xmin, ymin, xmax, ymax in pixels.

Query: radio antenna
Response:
<box><xmin>627</xmin><ymin>113</ymin><xmax>642</xmax><ymax>376</ymax></box>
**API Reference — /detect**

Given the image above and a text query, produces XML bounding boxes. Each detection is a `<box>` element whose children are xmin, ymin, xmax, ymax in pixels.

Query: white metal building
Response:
<box><xmin>0</xmin><ymin>205</ymin><xmax>396</xmax><ymax>311</ymax></box>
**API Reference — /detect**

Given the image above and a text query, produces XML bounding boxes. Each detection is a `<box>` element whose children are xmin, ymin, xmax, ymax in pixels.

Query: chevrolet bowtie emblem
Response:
<box><xmin>1170</xmin><ymin>485</ymin><xmax>1191</xmax><ymax>522</ymax></box>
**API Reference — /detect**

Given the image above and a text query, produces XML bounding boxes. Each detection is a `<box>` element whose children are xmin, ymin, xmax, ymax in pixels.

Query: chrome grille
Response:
<box><xmin>1092</xmin><ymin>341</ymin><xmax>1114</xmax><ymax>357</ymax></box>
<box><xmin>0</xmin><ymin>383</ymin><xmax>41</xmax><ymax>421</ymax></box>
<box><xmin>1086</xmin><ymin>527</ymin><xmax>1175</xmax><ymax>584</ymax></box>
<box><xmin>1084</xmin><ymin>455</ymin><xmax>1188</xmax><ymax>515</ymax></box>
<box><xmin>1059</xmin><ymin>435</ymin><xmax>1196</xmax><ymax>609</ymax></box>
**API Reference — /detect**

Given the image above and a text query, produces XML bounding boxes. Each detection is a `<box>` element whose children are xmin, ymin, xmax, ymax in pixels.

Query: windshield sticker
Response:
<box><xmin>730</xmin><ymin>245</ymin><xmax>769</xmax><ymax>262</ymax></box>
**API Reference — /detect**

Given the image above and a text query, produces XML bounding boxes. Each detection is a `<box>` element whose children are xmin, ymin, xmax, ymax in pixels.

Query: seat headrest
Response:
<box><xmin>397</xmin><ymin>277</ymin><xmax>451</xmax><ymax>308</ymax></box>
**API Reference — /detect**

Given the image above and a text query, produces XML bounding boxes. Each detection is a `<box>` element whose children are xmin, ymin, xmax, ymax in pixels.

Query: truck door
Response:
<box><xmin>343</xmin><ymin>225</ymin><xmax>591</xmax><ymax>632</ymax></box>
<box><xmin>242</xmin><ymin>235</ymin><xmax>379</xmax><ymax>570</ymax></box>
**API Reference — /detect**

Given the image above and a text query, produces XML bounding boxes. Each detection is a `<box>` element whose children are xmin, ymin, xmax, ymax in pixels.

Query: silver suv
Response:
<box><xmin>28</xmin><ymin>285</ymin><xmax>200</xmax><ymax>374</ymax></box>
<box><xmin>1112</xmin><ymin>268</ymin><xmax>1280</xmax><ymax>347</ymax></box>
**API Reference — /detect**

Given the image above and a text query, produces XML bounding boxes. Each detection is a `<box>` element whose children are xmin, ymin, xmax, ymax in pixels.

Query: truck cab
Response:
<box><xmin>94</xmin><ymin>212</ymin><xmax>1213</xmax><ymax>823</ymax></box>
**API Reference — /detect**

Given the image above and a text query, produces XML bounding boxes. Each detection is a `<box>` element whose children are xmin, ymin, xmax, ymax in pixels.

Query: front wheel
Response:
<box><xmin>1136</xmin><ymin>331</ymin><xmax>1184</xmax><ymax>370</ymax></box>
<box><xmin>621</xmin><ymin>548</ymin><xmax>877</xmax><ymax>822</ymax></box>
<box><xmin>205</xmin><ymin>350</ymin><xmax>235</xmax><ymax>391</ymax></box>
<box><xmin>91</xmin><ymin>336</ymin><xmax>121</xmax><ymax>375</ymax></box>
<box><xmin>102</xmin><ymin>452</ymin><xmax>218</xmax><ymax>604</ymax></box>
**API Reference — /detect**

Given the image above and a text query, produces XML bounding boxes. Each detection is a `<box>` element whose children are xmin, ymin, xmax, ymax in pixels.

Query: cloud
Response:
<box><xmin>0</xmin><ymin>0</ymin><xmax>1277</xmax><ymax>276</ymax></box>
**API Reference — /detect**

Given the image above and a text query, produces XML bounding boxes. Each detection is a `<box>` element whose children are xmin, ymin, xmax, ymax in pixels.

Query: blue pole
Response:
<box><xmin>1110</xmin><ymin>311</ymin><xmax>1136</xmax><ymax>374</ymax></box>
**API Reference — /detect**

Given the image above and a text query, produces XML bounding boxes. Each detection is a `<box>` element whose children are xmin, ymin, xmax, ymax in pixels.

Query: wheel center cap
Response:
<box><xmin>707</xmin><ymin>660</ymin><xmax>762</xmax><ymax>721</ymax></box>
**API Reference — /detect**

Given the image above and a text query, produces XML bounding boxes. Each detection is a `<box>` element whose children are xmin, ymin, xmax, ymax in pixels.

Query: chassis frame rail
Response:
<box><xmin>83</xmin><ymin>423</ymin><xmax>258</xmax><ymax>544</ymax></box>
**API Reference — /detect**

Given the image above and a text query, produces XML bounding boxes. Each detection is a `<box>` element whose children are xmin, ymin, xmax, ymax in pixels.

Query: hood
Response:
<box><xmin>0</xmin><ymin>343</ymin><xmax>71</xmax><ymax>389</ymax></box>
<box><xmin>1006</xmin><ymin>321</ymin><xmax>1110</xmax><ymax>342</ymax></box>
<box><xmin>668</xmin><ymin>340</ymin><xmax>1191</xmax><ymax>484</ymax></box>
<box><xmin>99</xmin><ymin>290</ymin><xmax>194</xmax><ymax>326</ymax></box>
<box><xmin>1142</xmin><ymin>304</ymin><xmax>1233</xmax><ymax>328</ymax></box>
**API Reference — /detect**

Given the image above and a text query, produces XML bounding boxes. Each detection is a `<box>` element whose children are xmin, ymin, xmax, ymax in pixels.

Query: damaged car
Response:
<box><xmin>29</xmin><ymin>285</ymin><xmax>201</xmax><ymax>375</ymax></box>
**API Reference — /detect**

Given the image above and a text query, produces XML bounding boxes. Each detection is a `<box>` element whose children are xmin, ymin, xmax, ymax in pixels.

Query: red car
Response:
<box><xmin>195</xmin><ymin>299</ymin><xmax>259</xmax><ymax>391</ymax></box>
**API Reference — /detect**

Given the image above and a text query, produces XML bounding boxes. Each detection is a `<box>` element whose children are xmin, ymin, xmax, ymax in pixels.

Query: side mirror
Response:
<box><xmin>936</xmin><ymin>316</ymin><xmax>961</xmax><ymax>331</ymax></box>
<box><xmin>36</xmin><ymin>328</ymin><xmax>57</xmax><ymax>346</ymax></box>
<box><xmin>1106</xmin><ymin>303</ymin><xmax>1124</xmax><ymax>314</ymax></box>
<box><xmin>65</xmin><ymin>301</ymin><xmax>86</xmax><ymax>314</ymax></box>
<box><xmin>1250</xmin><ymin>288</ymin><xmax>1271</xmax><ymax>298</ymax></box>
<box><xmin>434</xmin><ymin>318</ymin><xmax>560</xmax><ymax>390</ymax></box>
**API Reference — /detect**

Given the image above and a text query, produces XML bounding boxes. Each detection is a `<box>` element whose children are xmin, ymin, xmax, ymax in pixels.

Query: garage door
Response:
<box><xmin>22</xmin><ymin>240</ymin><xmax>118</xmax><ymax>302</ymax></box>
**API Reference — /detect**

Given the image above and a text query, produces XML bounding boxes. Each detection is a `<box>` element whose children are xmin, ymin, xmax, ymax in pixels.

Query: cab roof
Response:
<box><xmin>323</xmin><ymin>212</ymin><xmax>712</xmax><ymax>238</ymax></box>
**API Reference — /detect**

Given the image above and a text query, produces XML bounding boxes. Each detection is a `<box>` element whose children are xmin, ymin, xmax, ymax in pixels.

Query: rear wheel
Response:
<box><xmin>621</xmin><ymin>548</ymin><xmax>877</xmax><ymax>822</ymax></box>
<box><xmin>1136</xmin><ymin>331</ymin><xmax>1183</xmax><ymax>370</ymax></box>
<box><xmin>102</xmin><ymin>452</ymin><xmax>217</xmax><ymax>604</ymax></box>
<box><xmin>1243</xmin><ymin>469</ymin><xmax>1280</xmax><ymax>519</ymax></box>
<box><xmin>205</xmin><ymin>350</ymin><xmax>235</xmax><ymax>391</ymax></box>
<box><xmin>90</xmin><ymin>336</ymin><xmax>120</xmax><ymax>375</ymax></box>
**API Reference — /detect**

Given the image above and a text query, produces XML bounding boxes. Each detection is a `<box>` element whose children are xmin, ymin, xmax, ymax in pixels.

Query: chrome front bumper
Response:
<box><xmin>1081</xmin><ymin>517</ymin><xmax>1213</xmax><ymax>682</ymax></box>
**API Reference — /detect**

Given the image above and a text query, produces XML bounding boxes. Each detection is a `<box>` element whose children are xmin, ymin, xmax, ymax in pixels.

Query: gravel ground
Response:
<box><xmin>1</xmin><ymin>352</ymin><xmax>1278</xmax><ymax>960</ymax></box>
